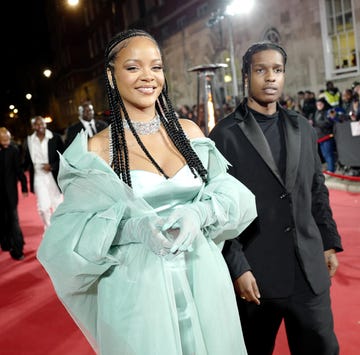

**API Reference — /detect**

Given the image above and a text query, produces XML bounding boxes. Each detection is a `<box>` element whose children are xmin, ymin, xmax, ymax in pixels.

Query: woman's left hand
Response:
<box><xmin>162</xmin><ymin>208</ymin><xmax>202</xmax><ymax>254</ymax></box>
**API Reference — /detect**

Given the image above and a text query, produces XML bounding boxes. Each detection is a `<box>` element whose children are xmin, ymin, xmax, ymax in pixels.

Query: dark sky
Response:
<box><xmin>1</xmin><ymin>1</ymin><xmax>52</xmax><ymax>119</ymax></box>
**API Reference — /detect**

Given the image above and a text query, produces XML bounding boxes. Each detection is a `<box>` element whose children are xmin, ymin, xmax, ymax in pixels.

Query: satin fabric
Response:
<box><xmin>37</xmin><ymin>131</ymin><xmax>256</xmax><ymax>355</ymax></box>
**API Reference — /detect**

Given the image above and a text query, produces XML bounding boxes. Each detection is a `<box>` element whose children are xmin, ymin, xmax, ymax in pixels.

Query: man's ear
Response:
<box><xmin>244</xmin><ymin>75</ymin><xmax>249</xmax><ymax>87</ymax></box>
<box><xmin>106</xmin><ymin>68</ymin><xmax>115</xmax><ymax>89</ymax></box>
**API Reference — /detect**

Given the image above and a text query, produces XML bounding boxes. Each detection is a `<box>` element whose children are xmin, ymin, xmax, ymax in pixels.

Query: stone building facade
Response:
<box><xmin>45</xmin><ymin>0</ymin><xmax>360</xmax><ymax>131</ymax></box>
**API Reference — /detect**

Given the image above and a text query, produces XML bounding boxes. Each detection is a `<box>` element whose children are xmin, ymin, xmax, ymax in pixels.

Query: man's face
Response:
<box><xmin>354</xmin><ymin>85</ymin><xmax>360</xmax><ymax>96</ymax></box>
<box><xmin>247</xmin><ymin>49</ymin><xmax>285</xmax><ymax>107</ymax></box>
<box><xmin>81</xmin><ymin>104</ymin><xmax>95</xmax><ymax>122</ymax></box>
<box><xmin>33</xmin><ymin>118</ymin><xmax>46</xmax><ymax>134</ymax></box>
<box><xmin>0</xmin><ymin>131</ymin><xmax>11</xmax><ymax>148</ymax></box>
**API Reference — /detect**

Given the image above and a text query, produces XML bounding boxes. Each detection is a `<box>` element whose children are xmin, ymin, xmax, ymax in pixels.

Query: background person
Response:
<box><xmin>64</xmin><ymin>100</ymin><xmax>108</xmax><ymax>148</ymax></box>
<box><xmin>209</xmin><ymin>41</ymin><xmax>343</xmax><ymax>355</ymax></box>
<box><xmin>313</xmin><ymin>98</ymin><xmax>337</xmax><ymax>173</ymax></box>
<box><xmin>349</xmin><ymin>83</ymin><xmax>360</xmax><ymax>121</ymax></box>
<box><xmin>322</xmin><ymin>80</ymin><xmax>342</xmax><ymax>108</ymax></box>
<box><xmin>37</xmin><ymin>29</ymin><xmax>257</xmax><ymax>354</ymax></box>
<box><xmin>23</xmin><ymin>116</ymin><xmax>64</xmax><ymax>230</ymax></box>
<box><xmin>0</xmin><ymin>127</ymin><xmax>28</xmax><ymax>260</ymax></box>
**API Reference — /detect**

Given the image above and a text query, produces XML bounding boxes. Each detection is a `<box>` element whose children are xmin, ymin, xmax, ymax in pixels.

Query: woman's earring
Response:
<box><xmin>107</xmin><ymin>68</ymin><xmax>115</xmax><ymax>89</ymax></box>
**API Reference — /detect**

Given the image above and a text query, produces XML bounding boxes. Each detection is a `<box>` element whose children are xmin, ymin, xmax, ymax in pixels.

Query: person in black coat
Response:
<box><xmin>209</xmin><ymin>42</ymin><xmax>342</xmax><ymax>355</ymax></box>
<box><xmin>64</xmin><ymin>100</ymin><xmax>108</xmax><ymax>148</ymax></box>
<box><xmin>0</xmin><ymin>127</ymin><xmax>28</xmax><ymax>260</ymax></box>
<box><xmin>313</xmin><ymin>97</ymin><xmax>337</xmax><ymax>172</ymax></box>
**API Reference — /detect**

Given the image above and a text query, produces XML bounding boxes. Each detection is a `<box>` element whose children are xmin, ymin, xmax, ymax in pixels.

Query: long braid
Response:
<box><xmin>157</xmin><ymin>91</ymin><xmax>207</xmax><ymax>182</ymax></box>
<box><xmin>117</xmin><ymin>97</ymin><xmax>169</xmax><ymax>178</ymax></box>
<box><xmin>105</xmin><ymin>67</ymin><xmax>131</xmax><ymax>185</ymax></box>
<box><xmin>105</xmin><ymin>29</ymin><xmax>208</xmax><ymax>187</ymax></box>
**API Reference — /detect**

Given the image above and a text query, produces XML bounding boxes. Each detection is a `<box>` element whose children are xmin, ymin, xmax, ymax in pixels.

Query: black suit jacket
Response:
<box><xmin>209</xmin><ymin>100</ymin><xmax>342</xmax><ymax>298</ymax></box>
<box><xmin>64</xmin><ymin>119</ymin><xmax>108</xmax><ymax>148</ymax></box>
<box><xmin>23</xmin><ymin>132</ymin><xmax>65</xmax><ymax>193</ymax></box>
<box><xmin>0</xmin><ymin>142</ymin><xmax>28</xmax><ymax>209</ymax></box>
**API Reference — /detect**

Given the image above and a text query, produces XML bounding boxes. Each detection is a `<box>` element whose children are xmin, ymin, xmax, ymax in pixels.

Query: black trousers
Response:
<box><xmin>237</xmin><ymin>262</ymin><xmax>339</xmax><ymax>355</ymax></box>
<box><xmin>0</xmin><ymin>205</ymin><xmax>24</xmax><ymax>258</ymax></box>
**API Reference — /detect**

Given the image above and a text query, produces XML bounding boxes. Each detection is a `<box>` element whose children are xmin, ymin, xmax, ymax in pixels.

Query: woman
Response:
<box><xmin>37</xmin><ymin>29</ymin><xmax>256</xmax><ymax>355</ymax></box>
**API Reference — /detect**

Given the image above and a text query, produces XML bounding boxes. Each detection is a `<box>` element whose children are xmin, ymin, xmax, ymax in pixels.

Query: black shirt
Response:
<box><xmin>249</xmin><ymin>107</ymin><xmax>287</xmax><ymax>182</ymax></box>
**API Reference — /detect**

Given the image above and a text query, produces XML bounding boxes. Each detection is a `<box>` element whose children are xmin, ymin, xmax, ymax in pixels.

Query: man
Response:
<box><xmin>23</xmin><ymin>116</ymin><xmax>64</xmax><ymax>230</ymax></box>
<box><xmin>64</xmin><ymin>100</ymin><xmax>108</xmax><ymax>148</ymax></box>
<box><xmin>301</xmin><ymin>90</ymin><xmax>317</xmax><ymax>122</ymax></box>
<box><xmin>351</xmin><ymin>82</ymin><xmax>360</xmax><ymax>121</ymax></box>
<box><xmin>209</xmin><ymin>42</ymin><xmax>342</xmax><ymax>355</ymax></box>
<box><xmin>0</xmin><ymin>127</ymin><xmax>28</xmax><ymax>260</ymax></box>
<box><xmin>322</xmin><ymin>80</ymin><xmax>341</xmax><ymax>108</ymax></box>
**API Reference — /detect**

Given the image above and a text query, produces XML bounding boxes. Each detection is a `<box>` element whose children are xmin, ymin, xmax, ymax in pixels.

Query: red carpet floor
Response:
<box><xmin>0</xmin><ymin>188</ymin><xmax>359</xmax><ymax>354</ymax></box>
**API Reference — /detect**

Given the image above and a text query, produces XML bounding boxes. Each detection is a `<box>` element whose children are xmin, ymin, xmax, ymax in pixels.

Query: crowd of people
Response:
<box><xmin>0</xmin><ymin>101</ymin><xmax>109</xmax><ymax>261</ymax></box>
<box><xmin>276</xmin><ymin>82</ymin><xmax>360</xmax><ymax>176</ymax></box>
<box><xmin>0</xmin><ymin>29</ymin><xmax>351</xmax><ymax>355</ymax></box>
<box><xmin>178</xmin><ymin>80</ymin><xmax>360</xmax><ymax>176</ymax></box>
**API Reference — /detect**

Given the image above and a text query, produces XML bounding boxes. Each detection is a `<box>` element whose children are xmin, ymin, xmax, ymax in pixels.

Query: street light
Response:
<box><xmin>43</xmin><ymin>69</ymin><xmax>52</xmax><ymax>78</ymax></box>
<box><xmin>67</xmin><ymin>0</ymin><xmax>79</xmax><ymax>6</ymax></box>
<box><xmin>208</xmin><ymin>0</ymin><xmax>255</xmax><ymax>105</ymax></box>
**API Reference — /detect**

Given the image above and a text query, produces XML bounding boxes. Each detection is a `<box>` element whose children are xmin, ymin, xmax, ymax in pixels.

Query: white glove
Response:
<box><xmin>162</xmin><ymin>208</ymin><xmax>203</xmax><ymax>254</ymax></box>
<box><xmin>120</xmin><ymin>215</ymin><xmax>172</xmax><ymax>256</ymax></box>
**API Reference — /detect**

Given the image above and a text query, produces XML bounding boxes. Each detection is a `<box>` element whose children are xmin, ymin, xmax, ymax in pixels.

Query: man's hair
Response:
<box><xmin>0</xmin><ymin>127</ymin><xmax>11</xmax><ymax>137</ymax></box>
<box><xmin>241</xmin><ymin>41</ymin><xmax>287</xmax><ymax>98</ymax></box>
<box><xmin>351</xmin><ymin>81</ymin><xmax>360</xmax><ymax>90</ymax></box>
<box><xmin>31</xmin><ymin>115</ymin><xmax>46</xmax><ymax>127</ymax></box>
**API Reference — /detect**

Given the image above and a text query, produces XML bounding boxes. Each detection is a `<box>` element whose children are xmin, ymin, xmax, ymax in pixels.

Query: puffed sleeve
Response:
<box><xmin>190</xmin><ymin>138</ymin><xmax>257</xmax><ymax>245</ymax></box>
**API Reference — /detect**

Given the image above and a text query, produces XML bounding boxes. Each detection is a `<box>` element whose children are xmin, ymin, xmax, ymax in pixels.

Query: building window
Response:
<box><xmin>197</xmin><ymin>3</ymin><xmax>208</xmax><ymax>18</ymax></box>
<box><xmin>177</xmin><ymin>16</ymin><xmax>187</xmax><ymax>30</ymax></box>
<box><xmin>84</xmin><ymin>6</ymin><xmax>89</xmax><ymax>27</ymax></box>
<box><xmin>320</xmin><ymin>0</ymin><xmax>359</xmax><ymax>78</ymax></box>
<box><xmin>88</xmin><ymin>38</ymin><xmax>94</xmax><ymax>59</ymax></box>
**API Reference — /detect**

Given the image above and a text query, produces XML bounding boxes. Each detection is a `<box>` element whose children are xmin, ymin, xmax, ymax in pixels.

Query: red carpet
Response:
<box><xmin>274</xmin><ymin>189</ymin><xmax>360</xmax><ymax>354</ymax></box>
<box><xmin>0</xmin><ymin>188</ymin><xmax>359</xmax><ymax>354</ymax></box>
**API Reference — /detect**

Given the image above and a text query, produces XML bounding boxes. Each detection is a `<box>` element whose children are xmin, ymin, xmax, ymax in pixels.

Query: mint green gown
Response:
<box><xmin>37</xmin><ymin>132</ymin><xmax>256</xmax><ymax>355</ymax></box>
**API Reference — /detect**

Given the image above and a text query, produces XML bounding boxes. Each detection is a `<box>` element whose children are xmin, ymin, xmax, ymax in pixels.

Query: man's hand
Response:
<box><xmin>234</xmin><ymin>271</ymin><xmax>261</xmax><ymax>305</ymax></box>
<box><xmin>42</xmin><ymin>163</ymin><xmax>52</xmax><ymax>172</ymax></box>
<box><xmin>324</xmin><ymin>249</ymin><xmax>339</xmax><ymax>277</ymax></box>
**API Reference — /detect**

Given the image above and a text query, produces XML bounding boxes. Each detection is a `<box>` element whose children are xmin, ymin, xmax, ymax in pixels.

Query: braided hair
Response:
<box><xmin>104</xmin><ymin>29</ymin><xmax>207</xmax><ymax>187</ymax></box>
<box><xmin>241</xmin><ymin>41</ymin><xmax>287</xmax><ymax>99</ymax></box>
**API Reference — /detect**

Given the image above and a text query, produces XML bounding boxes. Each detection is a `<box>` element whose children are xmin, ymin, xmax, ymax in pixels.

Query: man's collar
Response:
<box><xmin>79</xmin><ymin>117</ymin><xmax>95</xmax><ymax>126</ymax></box>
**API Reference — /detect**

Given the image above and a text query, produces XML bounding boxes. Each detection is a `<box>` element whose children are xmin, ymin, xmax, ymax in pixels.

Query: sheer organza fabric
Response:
<box><xmin>37</xmin><ymin>132</ymin><xmax>256</xmax><ymax>355</ymax></box>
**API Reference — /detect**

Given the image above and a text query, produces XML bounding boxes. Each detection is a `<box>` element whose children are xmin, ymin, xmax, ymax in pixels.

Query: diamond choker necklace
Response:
<box><xmin>123</xmin><ymin>114</ymin><xmax>161</xmax><ymax>135</ymax></box>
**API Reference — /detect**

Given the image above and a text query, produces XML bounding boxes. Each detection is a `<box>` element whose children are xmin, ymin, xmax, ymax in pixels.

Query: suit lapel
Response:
<box><xmin>282</xmin><ymin>110</ymin><xmax>301</xmax><ymax>191</ymax></box>
<box><xmin>237</xmin><ymin>108</ymin><xmax>284</xmax><ymax>185</ymax></box>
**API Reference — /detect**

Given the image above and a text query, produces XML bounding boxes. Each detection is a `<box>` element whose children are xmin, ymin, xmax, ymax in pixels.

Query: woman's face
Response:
<box><xmin>111</xmin><ymin>36</ymin><xmax>165</xmax><ymax>115</ymax></box>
